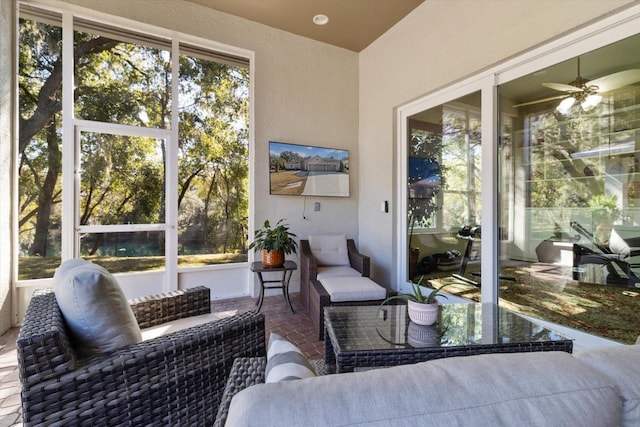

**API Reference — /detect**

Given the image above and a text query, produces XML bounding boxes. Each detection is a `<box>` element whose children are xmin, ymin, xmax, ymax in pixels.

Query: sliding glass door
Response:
<box><xmin>405</xmin><ymin>92</ymin><xmax>485</xmax><ymax>300</ymax></box>
<box><xmin>497</xmin><ymin>33</ymin><xmax>640</xmax><ymax>344</ymax></box>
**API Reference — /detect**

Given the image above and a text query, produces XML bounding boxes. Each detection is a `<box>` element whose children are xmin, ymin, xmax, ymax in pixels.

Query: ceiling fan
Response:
<box><xmin>514</xmin><ymin>57</ymin><xmax>640</xmax><ymax>113</ymax></box>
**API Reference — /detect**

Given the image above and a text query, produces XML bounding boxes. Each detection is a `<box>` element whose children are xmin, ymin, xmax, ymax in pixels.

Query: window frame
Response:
<box><xmin>15</xmin><ymin>2</ymin><xmax>254</xmax><ymax>292</ymax></box>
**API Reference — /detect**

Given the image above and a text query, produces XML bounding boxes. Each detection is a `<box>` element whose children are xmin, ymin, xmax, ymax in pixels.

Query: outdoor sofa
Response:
<box><xmin>217</xmin><ymin>342</ymin><xmax>640</xmax><ymax>426</ymax></box>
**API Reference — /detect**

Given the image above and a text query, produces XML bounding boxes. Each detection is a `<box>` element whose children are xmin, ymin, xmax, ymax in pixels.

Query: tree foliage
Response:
<box><xmin>18</xmin><ymin>15</ymin><xmax>249</xmax><ymax>276</ymax></box>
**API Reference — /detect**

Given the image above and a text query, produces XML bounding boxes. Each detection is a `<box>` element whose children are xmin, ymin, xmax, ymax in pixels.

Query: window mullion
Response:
<box><xmin>61</xmin><ymin>11</ymin><xmax>75</xmax><ymax>261</ymax></box>
<box><xmin>164</xmin><ymin>38</ymin><xmax>180</xmax><ymax>293</ymax></box>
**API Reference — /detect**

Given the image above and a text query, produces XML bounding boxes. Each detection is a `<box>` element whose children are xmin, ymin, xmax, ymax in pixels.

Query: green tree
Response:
<box><xmin>18</xmin><ymin>15</ymin><xmax>249</xmax><ymax>277</ymax></box>
<box><xmin>19</xmin><ymin>19</ymin><xmax>119</xmax><ymax>257</ymax></box>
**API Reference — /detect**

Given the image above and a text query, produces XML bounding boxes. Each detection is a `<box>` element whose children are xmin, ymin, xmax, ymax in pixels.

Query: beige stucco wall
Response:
<box><xmin>358</xmin><ymin>0</ymin><xmax>638</xmax><ymax>285</ymax></box>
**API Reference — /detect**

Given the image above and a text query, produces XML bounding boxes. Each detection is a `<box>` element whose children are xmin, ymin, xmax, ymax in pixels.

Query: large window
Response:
<box><xmin>18</xmin><ymin>6</ymin><xmax>250</xmax><ymax>280</ymax></box>
<box><xmin>497</xmin><ymin>33</ymin><xmax>640</xmax><ymax>344</ymax></box>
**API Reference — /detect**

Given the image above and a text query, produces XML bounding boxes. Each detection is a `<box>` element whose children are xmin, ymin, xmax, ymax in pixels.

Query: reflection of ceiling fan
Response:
<box><xmin>514</xmin><ymin>57</ymin><xmax>640</xmax><ymax>113</ymax></box>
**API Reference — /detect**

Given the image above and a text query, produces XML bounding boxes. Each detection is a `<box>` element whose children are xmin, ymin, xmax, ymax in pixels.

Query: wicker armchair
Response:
<box><xmin>17</xmin><ymin>286</ymin><xmax>266</xmax><ymax>427</ymax></box>
<box><xmin>300</xmin><ymin>238</ymin><xmax>370</xmax><ymax>311</ymax></box>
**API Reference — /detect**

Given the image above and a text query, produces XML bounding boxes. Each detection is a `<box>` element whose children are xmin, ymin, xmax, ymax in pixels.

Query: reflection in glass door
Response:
<box><xmin>497</xmin><ymin>33</ymin><xmax>640</xmax><ymax>344</ymax></box>
<box><xmin>406</xmin><ymin>93</ymin><xmax>483</xmax><ymax>300</ymax></box>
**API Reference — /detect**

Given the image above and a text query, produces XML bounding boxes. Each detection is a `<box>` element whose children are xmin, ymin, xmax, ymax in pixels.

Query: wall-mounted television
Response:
<box><xmin>269</xmin><ymin>141</ymin><xmax>350</xmax><ymax>197</ymax></box>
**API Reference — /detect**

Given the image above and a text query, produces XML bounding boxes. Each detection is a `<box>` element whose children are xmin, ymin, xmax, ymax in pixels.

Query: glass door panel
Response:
<box><xmin>407</xmin><ymin>92</ymin><xmax>483</xmax><ymax>301</ymax></box>
<box><xmin>497</xmin><ymin>33</ymin><xmax>640</xmax><ymax>344</ymax></box>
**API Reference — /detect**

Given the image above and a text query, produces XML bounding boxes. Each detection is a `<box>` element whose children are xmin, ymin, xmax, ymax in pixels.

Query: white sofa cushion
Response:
<box><xmin>265</xmin><ymin>333</ymin><xmax>316</xmax><ymax>383</ymax></box>
<box><xmin>575</xmin><ymin>345</ymin><xmax>640</xmax><ymax>426</ymax></box>
<box><xmin>308</xmin><ymin>235</ymin><xmax>350</xmax><ymax>266</ymax></box>
<box><xmin>227</xmin><ymin>351</ymin><xmax>621</xmax><ymax>427</ymax></box>
<box><xmin>53</xmin><ymin>259</ymin><xmax>142</xmax><ymax>358</ymax></box>
<box><xmin>320</xmin><ymin>277</ymin><xmax>387</xmax><ymax>302</ymax></box>
<box><xmin>140</xmin><ymin>312</ymin><xmax>222</xmax><ymax>341</ymax></box>
<box><xmin>316</xmin><ymin>265</ymin><xmax>362</xmax><ymax>280</ymax></box>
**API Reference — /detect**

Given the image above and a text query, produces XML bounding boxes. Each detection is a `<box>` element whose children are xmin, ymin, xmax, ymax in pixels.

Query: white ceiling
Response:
<box><xmin>184</xmin><ymin>0</ymin><xmax>424</xmax><ymax>52</ymax></box>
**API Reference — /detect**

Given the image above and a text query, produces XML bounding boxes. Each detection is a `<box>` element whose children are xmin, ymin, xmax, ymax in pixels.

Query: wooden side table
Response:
<box><xmin>250</xmin><ymin>260</ymin><xmax>297</xmax><ymax>313</ymax></box>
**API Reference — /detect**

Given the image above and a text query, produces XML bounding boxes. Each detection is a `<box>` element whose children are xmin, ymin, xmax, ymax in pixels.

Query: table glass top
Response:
<box><xmin>325</xmin><ymin>303</ymin><xmax>571</xmax><ymax>351</ymax></box>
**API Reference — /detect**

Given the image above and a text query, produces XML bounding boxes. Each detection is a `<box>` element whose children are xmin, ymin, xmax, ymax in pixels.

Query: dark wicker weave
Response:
<box><xmin>213</xmin><ymin>356</ymin><xmax>267</xmax><ymax>427</ymax></box>
<box><xmin>17</xmin><ymin>286</ymin><xmax>266</xmax><ymax>427</ymax></box>
<box><xmin>310</xmin><ymin>279</ymin><xmax>397</xmax><ymax>340</ymax></box>
<box><xmin>299</xmin><ymin>239</ymin><xmax>370</xmax><ymax>312</ymax></box>
<box><xmin>213</xmin><ymin>356</ymin><xmax>326</xmax><ymax>426</ymax></box>
<box><xmin>325</xmin><ymin>339</ymin><xmax>575</xmax><ymax>374</ymax></box>
<box><xmin>324</xmin><ymin>305</ymin><xmax>573</xmax><ymax>373</ymax></box>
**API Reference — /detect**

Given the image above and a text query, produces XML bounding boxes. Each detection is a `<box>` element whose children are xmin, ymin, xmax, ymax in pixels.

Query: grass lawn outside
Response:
<box><xmin>19</xmin><ymin>253</ymin><xmax>248</xmax><ymax>280</ymax></box>
<box><xmin>269</xmin><ymin>170</ymin><xmax>308</xmax><ymax>195</ymax></box>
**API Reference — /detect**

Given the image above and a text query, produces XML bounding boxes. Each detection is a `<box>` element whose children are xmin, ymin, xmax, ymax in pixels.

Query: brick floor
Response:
<box><xmin>0</xmin><ymin>292</ymin><xmax>322</xmax><ymax>427</ymax></box>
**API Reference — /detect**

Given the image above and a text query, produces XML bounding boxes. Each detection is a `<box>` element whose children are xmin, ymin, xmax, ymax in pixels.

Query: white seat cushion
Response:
<box><xmin>317</xmin><ymin>265</ymin><xmax>362</xmax><ymax>279</ymax></box>
<box><xmin>140</xmin><ymin>312</ymin><xmax>221</xmax><ymax>341</ymax></box>
<box><xmin>309</xmin><ymin>235</ymin><xmax>350</xmax><ymax>266</ymax></box>
<box><xmin>320</xmin><ymin>276</ymin><xmax>387</xmax><ymax>302</ymax></box>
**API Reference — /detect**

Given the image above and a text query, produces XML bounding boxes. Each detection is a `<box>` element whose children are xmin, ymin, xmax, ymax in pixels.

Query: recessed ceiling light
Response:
<box><xmin>313</xmin><ymin>14</ymin><xmax>329</xmax><ymax>25</ymax></box>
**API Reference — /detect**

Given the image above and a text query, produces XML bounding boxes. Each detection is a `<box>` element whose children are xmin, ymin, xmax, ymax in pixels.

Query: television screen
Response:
<box><xmin>269</xmin><ymin>141</ymin><xmax>350</xmax><ymax>197</ymax></box>
<box><xmin>408</xmin><ymin>157</ymin><xmax>441</xmax><ymax>199</ymax></box>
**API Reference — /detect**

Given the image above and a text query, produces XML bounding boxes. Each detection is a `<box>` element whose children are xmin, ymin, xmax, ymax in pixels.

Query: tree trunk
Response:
<box><xmin>30</xmin><ymin>120</ymin><xmax>61</xmax><ymax>256</ymax></box>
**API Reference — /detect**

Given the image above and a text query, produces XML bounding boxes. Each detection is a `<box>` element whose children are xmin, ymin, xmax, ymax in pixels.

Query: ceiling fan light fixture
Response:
<box><xmin>581</xmin><ymin>94</ymin><xmax>602</xmax><ymax>111</ymax></box>
<box><xmin>556</xmin><ymin>97</ymin><xmax>576</xmax><ymax>114</ymax></box>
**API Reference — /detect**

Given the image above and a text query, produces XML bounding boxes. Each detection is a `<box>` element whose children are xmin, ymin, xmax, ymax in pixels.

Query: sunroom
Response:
<box><xmin>2</xmin><ymin>0</ymin><xmax>640</xmax><ymax>349</ymax></box>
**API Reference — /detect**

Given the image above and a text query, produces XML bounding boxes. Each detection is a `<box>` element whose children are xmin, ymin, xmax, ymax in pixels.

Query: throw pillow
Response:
<box><xmin>308</xmin><ymin>235</ymin><xmax>350</xmax><ymax>266</ymax></box>
<box><xmin>53</xmin><ymin>258</ymin><xmax>142</xmax><ymax>358</ymax></box>
<box><xmin>265</xmin><ymin>333</ymin><xmax>316</xmax><ymax>383</ymax></box>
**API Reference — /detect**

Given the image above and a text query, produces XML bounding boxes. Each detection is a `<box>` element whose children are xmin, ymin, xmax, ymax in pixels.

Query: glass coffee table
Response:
<box><xmin>324</xmin><ymin>303</ymin><xmax>573</xmax><ymax>373</ymax></box>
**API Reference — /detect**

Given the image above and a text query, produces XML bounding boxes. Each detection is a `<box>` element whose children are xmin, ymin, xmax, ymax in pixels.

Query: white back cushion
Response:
<box><xmin>308</xmin><ymin>235</ymin><xmax>350</xmax><ymax>266</ymax></box>
<box><xmin>575</xmin><ymin>344</ymin><xmax>640</xmax><ymax>426</ymax></box>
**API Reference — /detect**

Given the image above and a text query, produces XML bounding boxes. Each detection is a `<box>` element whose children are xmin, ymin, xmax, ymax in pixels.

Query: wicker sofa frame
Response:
<box><xmin>213</xmin><ymin>356</ymin><xmax>267</xmax><ymax>427</ymax></box>
<box><xmin>213</xmin><ymin>356</ymin><xmax>326</xmax><ymax>426</ymax></box>
<box><xmin>17</xmin><ymin>286</ymin><xmax>266</xmax><ymax>427</ymax></box>
<box><xmin>299</xmin><ymin>238</ymin><xmax>370</xmax><ymax>312</ymax></box>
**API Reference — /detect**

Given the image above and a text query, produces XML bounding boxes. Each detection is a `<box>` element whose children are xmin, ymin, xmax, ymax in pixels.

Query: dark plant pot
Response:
<box><xmin>262</xmin><ymin>249</ymin><xmax>284</xmax><ymax>268</ymax></box>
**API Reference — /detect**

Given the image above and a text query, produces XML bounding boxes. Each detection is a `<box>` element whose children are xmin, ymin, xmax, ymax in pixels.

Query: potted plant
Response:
<box><xmin>379</xmin><ymin>276</ymin><xmax>452</xmax><ymax>325</ymax></box>
<box><xmin>249</xmin><ymin>219</ymin><xmax>298</xmax><ymax>268</ymax></box>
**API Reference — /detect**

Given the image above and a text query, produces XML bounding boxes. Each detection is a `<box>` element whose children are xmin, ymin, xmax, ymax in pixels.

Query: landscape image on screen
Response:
<box><xmin>269</xmin><ymin>141</ymin><xmax>350</xmax><ymax>197</ymax></box>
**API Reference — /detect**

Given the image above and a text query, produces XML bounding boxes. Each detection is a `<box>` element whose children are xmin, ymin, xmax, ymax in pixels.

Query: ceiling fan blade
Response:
<box><xmin>589</xmin><ymin>69</ymin><xmax>640</xmax><ymax>92</ymax></box>
<box><xmin>513</xmin><ymin>94</ymin><xmax>567</xmax><ymax>108</ymax></box>
<box><xmin>542</xmin><ymin>82</ymin><xmax>584</xmax><ymax>92</ymax></box>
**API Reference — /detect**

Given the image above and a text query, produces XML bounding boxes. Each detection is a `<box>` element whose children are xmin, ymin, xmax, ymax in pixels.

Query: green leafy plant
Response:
<box><xmin>379</xmin><ymin>276</ymin><xmax>452</xmax><ymax>306</ymax></box>
<box><xmin>248</xmin><ymin>219</ymin><xmax>298</xmax><ymax>254</ymax></box>
<box><xmin>588</xmin><ymin>194</ymin><xmax>621</xmax><ymax>223</ymax></box>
